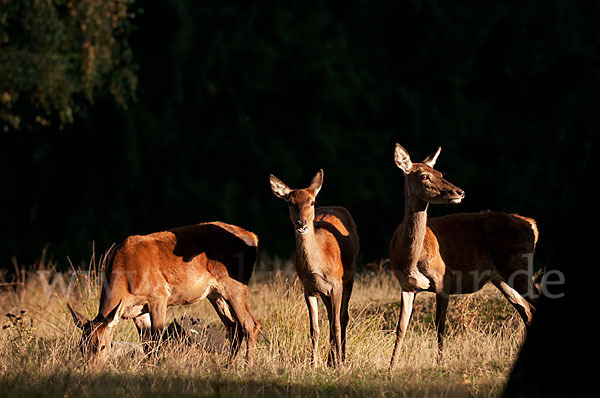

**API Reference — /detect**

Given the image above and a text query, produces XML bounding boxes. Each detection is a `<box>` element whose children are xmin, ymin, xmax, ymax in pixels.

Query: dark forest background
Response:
<box><xmin>1</xmin><ymin>1</ymin><xmax>596</xmax><ymax>394</ymax></box>
<box><xmin>1</xmin><ymin>1</ymin><xmax>596</xmax><ymax>269</ymax></box>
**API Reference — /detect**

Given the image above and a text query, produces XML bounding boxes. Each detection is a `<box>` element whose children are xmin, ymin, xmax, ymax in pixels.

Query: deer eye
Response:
<box><xmin>311</xmin><ymin>201</ymin><xmax>315</xmax><ymax>206</ymax></box>
<box><xmin>100</xmin><ymin>345</ymin><xmax>106</xmax><ymax>351</ymax></box>
<box><xmin>420</xmin><ymin>174</ymin><xmax>430</xmax><ymax>181</ymax></box>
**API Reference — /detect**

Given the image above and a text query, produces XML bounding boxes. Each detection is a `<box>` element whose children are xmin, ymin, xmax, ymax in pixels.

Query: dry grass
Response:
<box><xmin>0</xmin><ymin>255</ymin><xmax>524</xmax><ymax>397</ymax></box>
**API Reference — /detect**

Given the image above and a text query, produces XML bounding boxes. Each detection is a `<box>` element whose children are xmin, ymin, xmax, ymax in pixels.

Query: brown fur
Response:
<box><xmin>391</xmin><ymin>211</ymin><xmax>538</xmax><ymax>294</ymax></box>
<box><xmin>68</xmin><ymin>221</ymin><xmax>261</xmax><ymax>368</ymax></box>
<box><xmin>295</xmin><ymin>206</ymin><xmax>359</xmax><ymax>294</ymax></box>
<box><xmin>389</xmin><ymin>144</ymin><xmax>538</xmax><ymax>369</ymax></box>
<box><xmin>270</xmin><ymin>170</ymin><xmax>359</xmax><ymax>367</ymax></box>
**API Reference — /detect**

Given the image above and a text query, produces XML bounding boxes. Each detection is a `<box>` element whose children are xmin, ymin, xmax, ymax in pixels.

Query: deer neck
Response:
<box><xmin>295</xmin><ymin>226</ymin><xmax>324</xmax><ymax>273</ymax></box>
<box><xmin>96</xmin><ymin>272</ymin><xmax>125</xmax><ymax>320</ymax></box>
<box><xmin>398</xmin><ymin>189</ymin><xmax>429</xmax><ymax>268</ymax></box>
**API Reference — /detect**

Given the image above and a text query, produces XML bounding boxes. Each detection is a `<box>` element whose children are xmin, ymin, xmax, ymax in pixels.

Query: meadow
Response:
<box><xmin>0</xmin><ymin>254</ymin><xmax>525</xmax><ymax>397</ymax></box>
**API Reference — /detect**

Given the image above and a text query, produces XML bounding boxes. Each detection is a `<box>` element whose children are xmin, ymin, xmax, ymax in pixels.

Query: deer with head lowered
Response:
<box><xmin>67</xmin><ymin>221</ymin><xmax>261</xmax><ymax>369</ymax></box>
<box><xmin>270</xmin><ymin>169</ymin><xmax>359</xmax><ymax>367</ymax></box>
<box><xmin>389</xmin><ymin>144</ymin><xmax>538</xmax><ymax>369</ymax></box>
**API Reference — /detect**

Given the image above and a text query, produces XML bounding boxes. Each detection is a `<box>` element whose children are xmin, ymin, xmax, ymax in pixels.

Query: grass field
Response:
<box><xmin>0</xmin><ymin>255</ymin><xmax>524</xmax><ymax>397</ymax></box>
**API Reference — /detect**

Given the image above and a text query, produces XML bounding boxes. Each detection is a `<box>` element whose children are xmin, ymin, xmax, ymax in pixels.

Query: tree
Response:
<box><xmin>0</xmin><ymin>0</ymin><xmax>137</xmax><ymax>130</ymax></box>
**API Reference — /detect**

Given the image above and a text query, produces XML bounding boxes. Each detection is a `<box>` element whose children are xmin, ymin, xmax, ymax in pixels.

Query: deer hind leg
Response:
<box><xmin>389</xmin><ymin>290</ymin><xmax>416</xmax><ymax>370</ymax></box>
<box><xmin>208</xmin><ymin>294</ymin><xmax>241</xmax><ymax>364</ymax></box>
<box><xmin>340</xmin><ymin>279</ymin><xmax>354</xmax><ymax>362</ymax></box>
<box><xmin>435</xmin><ymin>293</ymin><xmax>449</xmax><ymax>362</ymax></box>
<box><xmin>494</xmin><ymin>255</ymin><xmax>538</xmax><ymax>327</ymax></box>
<box><xmin>492</xmin><ymin>279</ymin><xmax>535</xmax><ymax>327</ymax></box>
<box><xmin>226</xmin><ymin>284</ymin><xmax>261</xmax><ymax>366</ymax></box>
<box><xmin>322</xmin><ymin>287</ymin><xmax>343</xmax><ymax>367</ymax></box>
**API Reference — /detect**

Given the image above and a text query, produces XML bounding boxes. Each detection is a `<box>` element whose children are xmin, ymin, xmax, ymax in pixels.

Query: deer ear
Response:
<box><xmin>104</xmin><ymin>300</ymin><xmax>122</xmax><ymax>328</ymax></box>
<box><xmin>423</xmin><ymin>146</ymin><xmax>442</xmax><ymax>168</ymax></box>
<box><xmin>269</xmin><ymin>174</ymin><xmax>292</xmax><ymax>200</ymax></box>
<box><xmin>67</xmin><ymin>303</ymin><xmax>89</xmax><ymax>330</ymax></box>
<box><xmin>394</xmin><ymin>144</ymin><xmax>413</xmax><ymax>173</ymax></box>
<box><xmin>309</xmin><ymin>169</ymin><xmax>323</xmax><ymax>195</ymax></box>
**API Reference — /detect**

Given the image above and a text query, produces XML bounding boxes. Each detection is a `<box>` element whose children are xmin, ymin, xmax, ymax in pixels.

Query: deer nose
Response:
<box><xmin>296</xmin><ymin>219</ymin><xmax>307</xmax><ymax>227</ymax></box>
<box><xmin>455</xmin><ymin>188</ymin><xmax>465</xmax><ymax>198</ymax></box>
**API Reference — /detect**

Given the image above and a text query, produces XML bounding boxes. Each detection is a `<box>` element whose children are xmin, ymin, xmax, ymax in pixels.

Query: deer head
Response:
<box><xmin>67</xmin><ymin>301</ymin><xmax>122</xmax><ymax>369</ymax></box>
<box><xmin>269</xmin><ymin>169</ymin><xmax>323</xmax><ymax>235</ymax></box>
<box><xmin>394</xmin><ymin>144</ymin><xmax>465</xmax><ymax>204</ymax></box>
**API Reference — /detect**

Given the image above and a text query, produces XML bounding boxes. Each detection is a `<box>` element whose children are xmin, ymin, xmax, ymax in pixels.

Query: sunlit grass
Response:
<box><xmin>0</xmin><ymin>254</ymin><xmax>524</xmax><ymax>396</ymax></box>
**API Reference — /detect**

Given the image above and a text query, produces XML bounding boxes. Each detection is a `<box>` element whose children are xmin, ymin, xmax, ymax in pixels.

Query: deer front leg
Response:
<box><xmin>435</xmin><ymin>293</ymin><xmax>449</xmax><ymax>362</ymax></box>
<box><xmin>305</xmin><ymin>293</ymin><xmax>320</xmax><ymax>368</ymax></box>
<box><xmin>133</xmin><ymin>313</ymin><xmax>153</xmax><ymax>355</ymax></box>
<box><xmin>389</xmin><ymin>291</ymin><xmax>415</xmax><ymax>370</ymax></box>
<box><xmin>149</xmin><ymin>298</ymin><xmax>168</xmax><ymax>336</ymax></box>
<box><xmin>147</xmin><ymin>297</ymin><xmax>168</xmax><ymax>359</ymax></box>
<box><xmin>134</xmin><ymin>313</ymin><xmax>152</xmax><ymax>340</ymax></box>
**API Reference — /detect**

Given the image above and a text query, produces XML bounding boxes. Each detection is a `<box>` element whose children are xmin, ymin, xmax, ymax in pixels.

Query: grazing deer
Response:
<box><xmin>389</xmin><ymin>144</ymin><xmax>538</xmax><ymax>369</ymax></box>
<box><xmin>270</xmin><ymin>169</ymin><xmax>359</xmax><ymax>367</ymax></box>
<box><xmin>67</xmin><ymin>221</ymin><xmax>261</xmax><ymax>368</ymax></box>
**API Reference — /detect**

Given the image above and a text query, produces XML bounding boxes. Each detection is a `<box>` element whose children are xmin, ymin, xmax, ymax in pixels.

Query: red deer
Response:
<box><xmin>67</xmin><ymin>221</ymin><xmax>261</xmax><ymax>368</ymax></box>
<box><xmin>389</xmin><ymin>144</ymin><xmax>538</xmax><ymax>369</ymax></box>
<box><xmin>270</xmin><ymin>170</ymin><xmax>359</xmax><ymax>367</ymax></box>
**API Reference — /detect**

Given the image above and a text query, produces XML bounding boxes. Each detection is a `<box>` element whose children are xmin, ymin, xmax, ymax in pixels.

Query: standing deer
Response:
<box><xmin>389</xmin><ymin>144</ymin><xmax>538</xmax><ymax>369</ymax></box>
<box><xmin>270</xmin><ymin>169</ymin><xmax>359</xmax><ymax>367</ymax></box>
<box><xmin>67</xmin><ymin>221</ymin><xmax>261</xmax><ymax>368</ymax></box>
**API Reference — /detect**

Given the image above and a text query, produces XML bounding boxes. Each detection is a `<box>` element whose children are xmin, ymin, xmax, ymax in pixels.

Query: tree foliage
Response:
<box><xmin>0</xmin><ymin>0</ymin><xmax>137</xmax><ymax>130</ymax></box>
